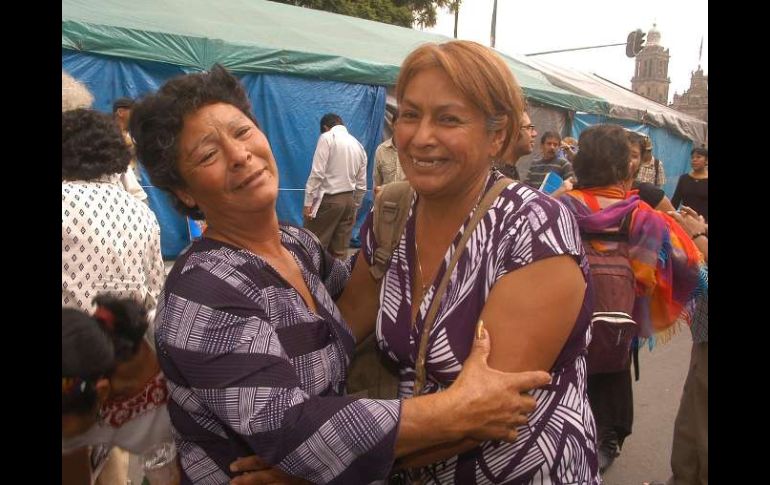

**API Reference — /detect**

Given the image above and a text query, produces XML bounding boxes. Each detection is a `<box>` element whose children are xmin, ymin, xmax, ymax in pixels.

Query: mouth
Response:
<box><xmin>234</xmin><ymin>167</ymin><xmax>267</xmax><ymax>190</ymax></box>
<box><xmin>411</xmin><ymin>157</ymin><xmax>448</xmax><ymax>169</ymax></box>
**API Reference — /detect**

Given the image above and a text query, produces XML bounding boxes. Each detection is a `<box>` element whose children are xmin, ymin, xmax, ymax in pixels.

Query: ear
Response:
<box><xmin>94</xmin><ymin>378</ymin><xmax>111</xmax><ymax>405</ymax></box>
<box><xmin>488</xmin><ymin>127</ymin><xmax>507</xmax><ymax>159</ymax></box>
<box><xmin>172</xmin><ymin>187</ymin><xmax>197</xmax><ymax>209</ymax></box>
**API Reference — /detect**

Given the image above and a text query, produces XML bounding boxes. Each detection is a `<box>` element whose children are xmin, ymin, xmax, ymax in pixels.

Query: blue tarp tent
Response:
<box><xmin>63</xmin><ymin>0</ymin><xmax>607</xmax><ymax>259</ymax></box>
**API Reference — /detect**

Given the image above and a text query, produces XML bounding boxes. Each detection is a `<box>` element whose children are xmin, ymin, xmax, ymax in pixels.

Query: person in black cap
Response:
<box><xmin>111</xmin><ymin>97</ymin><xmax>147</xmax><ymax>202</ymax></box>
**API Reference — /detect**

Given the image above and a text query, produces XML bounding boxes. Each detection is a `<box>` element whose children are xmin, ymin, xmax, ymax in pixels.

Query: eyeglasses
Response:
<box><xmin>520</xmin><ymin>124</ymin><xmax>536</xmax><ymax>132</ymax></box>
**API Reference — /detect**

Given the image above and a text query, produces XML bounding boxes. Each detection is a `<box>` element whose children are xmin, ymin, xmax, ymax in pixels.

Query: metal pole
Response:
<box><xmin>490</xmin><ymin>0</ymin><xmax>498</xmax><ymax>48</ymax></box>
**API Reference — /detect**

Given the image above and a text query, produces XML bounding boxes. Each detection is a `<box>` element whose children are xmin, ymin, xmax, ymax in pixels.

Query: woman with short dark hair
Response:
<box><xmin>671</xmin><ymin>147</ymin><xmax>708</xmax><ymax>221</ymax></box>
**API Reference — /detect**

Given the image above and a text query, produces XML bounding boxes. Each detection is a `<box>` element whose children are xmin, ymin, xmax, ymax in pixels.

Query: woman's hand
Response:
<box><xmin>667</xmin><ymin>205</ymin><xmax>706</xmax><ymax>238</ymax></box>
<box><xmin>229</xmin><ymin>456</ymin><xmax>310</xmax><ymax>485</ymax></box>
<box><xmin>442</xmin><ymin>321</ymin><xmax>552</xmax><ymax>443</ymax></box>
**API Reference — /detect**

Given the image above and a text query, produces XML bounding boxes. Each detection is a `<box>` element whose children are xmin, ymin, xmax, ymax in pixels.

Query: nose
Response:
<box><xmin>410</xmin><ymin>116</ymin><xmax>437</xmax><ymax>148</ymax></box>
<box><xmin>223</xmin><ymin>136</ymin><xmax>251</xmax><ymax>169</ymax></box>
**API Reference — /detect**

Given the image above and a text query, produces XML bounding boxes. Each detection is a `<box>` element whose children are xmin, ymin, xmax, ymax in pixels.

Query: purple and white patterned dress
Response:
<box><xmin>361</xmin><ymin>171</ymin><xmax>600</xmax><ymax>484</ymax></box>
<box><xmin>155</xmin><ymin>226</ymin><xmax>401</xmax><ymax>484</ymax></box>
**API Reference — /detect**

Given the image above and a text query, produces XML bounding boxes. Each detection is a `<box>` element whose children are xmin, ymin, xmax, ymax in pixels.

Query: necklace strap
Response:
<box><xmin>413</xmin><ymin>177</ymin><xmax>512</xmax><ymax>396</ymax></box>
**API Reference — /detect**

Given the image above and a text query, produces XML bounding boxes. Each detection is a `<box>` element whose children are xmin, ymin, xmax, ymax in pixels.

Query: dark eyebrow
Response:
<box><xmin>186</xmin><ymin>132</ymin><xmax>216</xmax><ymax>160</ymax></box>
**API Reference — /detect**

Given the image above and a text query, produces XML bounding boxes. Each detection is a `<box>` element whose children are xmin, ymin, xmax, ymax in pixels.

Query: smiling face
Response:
<box><xmin>173</xmin><ymin>102</ymin><xmax>279</xmax><ymax>223</ymax></box>
<box><xmin>395</xmin><ymin>67</ymin><xmax>504</xmax><ymax>199</ymax></box>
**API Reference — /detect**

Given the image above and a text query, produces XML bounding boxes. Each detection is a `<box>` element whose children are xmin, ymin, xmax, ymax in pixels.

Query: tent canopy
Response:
<box><xmin>518</xmin><ymin>56</ymin><xmax>707</xmax><ymax>144</ymax></box>
<box><xmin>62</xmin><ymin>0</ymin><xmax>607</xmax><ymax>113</ymax></box>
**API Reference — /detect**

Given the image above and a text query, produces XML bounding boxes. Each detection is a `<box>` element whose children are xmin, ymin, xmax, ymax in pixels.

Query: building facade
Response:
<box><xmin>631</xmin><ymin>24</ymin><xmax>671</xmax><ymax>105</ymax></box>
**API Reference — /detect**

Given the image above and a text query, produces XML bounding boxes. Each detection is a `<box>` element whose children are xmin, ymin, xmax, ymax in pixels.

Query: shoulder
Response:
<box><xmin>167</xmin><ymin>239</ymin><xmax>253</xmax><ymax>291</ymax></box>
<box><xmin>281</xmin><ymin>225</ymin><xmax>324</xmax><ymax>257</ymax></box>
<box><xmin>494</xmin><ymin>176</ymin><xmax>574</xmax><ymax>227</ymax></box>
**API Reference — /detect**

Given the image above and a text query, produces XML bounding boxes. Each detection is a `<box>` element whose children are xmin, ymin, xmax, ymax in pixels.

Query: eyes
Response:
<box><xmin>194</xmin><ymin>125</ymin><xmax>253</xmax><ymax>165</ymax></box>
<box><xmin>397</xmin><ymin>110</ymin><xmax>462</xmax><ymax>125</ymax></box>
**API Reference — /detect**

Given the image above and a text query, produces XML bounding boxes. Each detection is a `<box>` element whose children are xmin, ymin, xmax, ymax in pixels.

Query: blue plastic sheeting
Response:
<box><xmin>571</xmin><ymin>114</ymin><xmax>693</xmax><ymax>198</ymax></box>
<box><xmin>63</xmin><ymin>50</ymin><xmax>385</xmax><ymax>257</ymax></box>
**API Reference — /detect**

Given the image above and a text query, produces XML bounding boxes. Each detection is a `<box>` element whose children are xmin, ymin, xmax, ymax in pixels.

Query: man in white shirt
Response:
<box><xmin>304</xmin><ymin>113</ymin><xmax>367</xmax><ymax>258</ymax></box>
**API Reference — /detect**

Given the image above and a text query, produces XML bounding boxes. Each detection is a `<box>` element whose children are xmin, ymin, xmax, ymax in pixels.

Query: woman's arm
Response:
<box><xmin>670</xmin><ymin>175</ymin><xmax>684</xmax><ymax>209</ymax></box>
<box><xmin>482</xmin><ymin>255</ymin><xmax>585</xmax><ymax>373</ymax></box>
<box><xmin>383</xmin><ymin>254</ymin><xmax>585</xmax><ymax>468</ymax></box>
<box><xmin>335</xmin><ymin>253</ymin><xmax>382</xmax><ymax>343</ymax></box>
<box><xmin>655</xmin><ymin>195</ymin><xmax>676</xmax><ymax>213</ymax></box>
<box><xmin>229</xmin><ymin>328</ymin><xmax>550</xmax><ymax>484</ymax></box>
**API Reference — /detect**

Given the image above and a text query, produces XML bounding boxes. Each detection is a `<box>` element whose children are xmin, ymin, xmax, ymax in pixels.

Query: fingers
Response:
<box><xmin>680</xmin><ymin>205</ymin><xmax>698</xmax><ymax>218</ymax></box>
<box><xmin>466</xmin><ymin>320</ymin><xmax>490</xmax><ymax>366</ymax></box>
<box><xmin>230</xmin><ymin>456</ymin><xmax>269</xmax><ymax>474</ymax></box>
<box><xmin>508</xmin><ymin>370</ymin><xmax>552</xmax><ymax>393</ymax></box>
<box><xmin>230</xmin><ymin>470</ymin><xmax>288</xmax><ymax>485</ymax></box>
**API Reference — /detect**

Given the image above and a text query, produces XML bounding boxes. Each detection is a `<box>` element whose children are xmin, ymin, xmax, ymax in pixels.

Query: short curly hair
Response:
<box><xmin>62</xmin><ymin>71</ymin><xmax>94</xmax><ymax>112</ymax></box>
<box><xmin>62</xmin><ymin>109</ymin><xmax>132</xmax><ymax>181</ymax></box>
<box><xmin>130</xmin><ymin>64</ymin><xmax>259</xmax><ymax>220</ymax></box>
<box><xmin>573</xmin><ymin>124</ymin><xmax>630</xmax><ymax>188</ymax></box>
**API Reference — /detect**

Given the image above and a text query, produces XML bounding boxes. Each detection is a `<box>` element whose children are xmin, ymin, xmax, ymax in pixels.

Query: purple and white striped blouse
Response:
<box><xmin>155</xmin><ymin>225</ymin><xmax>401</xmax><ymax>484</ymax></box>
<box><xmin>361</xmin><ymin>171</ymin><xmax>601</xmax><ymax>484</ymax></box>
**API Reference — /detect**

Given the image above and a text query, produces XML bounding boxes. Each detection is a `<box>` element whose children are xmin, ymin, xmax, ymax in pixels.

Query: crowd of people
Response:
<box><xmin>63</xmin><ymin>39</ymin><xmax>708</xmax><ymax>485</ymax></box>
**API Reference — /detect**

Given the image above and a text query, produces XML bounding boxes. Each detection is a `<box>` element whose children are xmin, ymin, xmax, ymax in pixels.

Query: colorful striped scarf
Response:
<box><xmin>560</xmin><ymin>187</ymin><xmax>707</xmax><ymax>348</ymax></box>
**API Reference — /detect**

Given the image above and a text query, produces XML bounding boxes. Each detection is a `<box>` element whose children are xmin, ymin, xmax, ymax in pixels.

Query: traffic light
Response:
<box><xmin>626</xmin><ymin>29</ymin><xmax>646</xmax><ymax>57</ymax></box>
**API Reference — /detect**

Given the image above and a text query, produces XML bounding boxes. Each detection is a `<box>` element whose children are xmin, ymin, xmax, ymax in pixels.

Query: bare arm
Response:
<box><xmin>391</xmin><ymin>254</ymin><xmax>585</xmax><ymax>468</ymax></box>
<box><xmin>335</xmin><ymin>252</ymin><xmax>382</xmax><ymax>343</ymax></box>
<box><xmin>230</xmin><ymin>329</ymin><xmax>552</xmax><ymax>484</ymax></box>
<box><xmin>482</xmin><ymin>255</ymin><xmax>585</xmax><ymax>373</ymax></box>
<box><xmin>654</xmin><ymin>195</ymin><xmax>676</xmax><ymax>213</ymax></box>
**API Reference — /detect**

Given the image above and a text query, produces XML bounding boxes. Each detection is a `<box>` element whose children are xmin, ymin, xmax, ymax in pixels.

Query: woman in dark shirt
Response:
<box><xmin>672</xmin><ymin>147</ymin><xmax>708</xmax><ymax>221</ymax></box>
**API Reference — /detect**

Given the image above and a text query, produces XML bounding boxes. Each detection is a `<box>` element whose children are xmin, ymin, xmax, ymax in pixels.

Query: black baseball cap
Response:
<box><xmin>112</xmin><ymin>97</ymin><xmax>135</xmax><ymax>113</ymax></box>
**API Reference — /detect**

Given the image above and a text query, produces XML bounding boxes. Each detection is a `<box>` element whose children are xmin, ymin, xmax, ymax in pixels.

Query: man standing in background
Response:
<box><xmin>373</xmin><ymin>112</ymin><xmax>405</xmax><ymax>195</ymax></box>
<box><xmin>304</xmin><ymin>113</ymin><xmax>367</xmax><ymax>258</ymax></box>
<box><xmin>498</xmin><ymin>111</ymin><xmax>537</xmax><ymax>181</ymax></box>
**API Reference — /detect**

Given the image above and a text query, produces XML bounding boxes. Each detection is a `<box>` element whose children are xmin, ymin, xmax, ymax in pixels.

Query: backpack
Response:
<box><xmin>346</xmin><ymin>182</ymin><xmax>413</xmax><ymax>399</ymax></box>
<box><xmin>347</xmin><ymin>178</ymin><xmax>512</xmax><ymax>397</ymax></box>
<box><xmin>580</xmin><ymin>211</ymin><xmax>639</xmax><ymax>375</ymax></box>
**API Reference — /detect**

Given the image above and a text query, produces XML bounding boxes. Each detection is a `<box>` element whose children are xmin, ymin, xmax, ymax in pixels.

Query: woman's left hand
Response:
<box><xmin>229</xmin><ymin>456</ymin><xmax>310</xmax><ymax>485</ymax></box>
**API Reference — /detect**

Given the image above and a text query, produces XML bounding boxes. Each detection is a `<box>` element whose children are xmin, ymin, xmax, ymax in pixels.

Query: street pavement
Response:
<box><xmin>602</xmin><ymin>327</ymin><xmax>692</xmax><ymax>485</ymax></box>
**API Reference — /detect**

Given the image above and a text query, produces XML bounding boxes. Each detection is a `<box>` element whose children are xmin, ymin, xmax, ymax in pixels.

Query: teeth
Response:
<box><xmin>412</xmin><ymin>158</ymin><xmax>440</xmax><ymax>167</ymax></box>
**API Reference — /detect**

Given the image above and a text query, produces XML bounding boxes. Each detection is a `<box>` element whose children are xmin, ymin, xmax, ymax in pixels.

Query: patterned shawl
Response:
<box><xmin>559</xmin><ymin>187</ymin><xmax>707</xmax><ymax>348</ymax></box>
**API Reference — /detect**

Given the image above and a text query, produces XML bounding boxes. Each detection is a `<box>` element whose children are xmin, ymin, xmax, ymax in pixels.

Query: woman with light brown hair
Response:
<box><xmin>337</xmin><ymin>40</ymin><xmax>600</xmax><ymax>483</ymax></box>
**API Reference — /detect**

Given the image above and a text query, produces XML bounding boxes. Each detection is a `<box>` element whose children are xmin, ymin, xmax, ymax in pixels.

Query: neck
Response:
<box><xmin>109</xmin><ymin>340</ymin><xmax>159</xmax><ymax>399</ymax></box>
<box><xmin>205</xmin><ymin>209</ymin><xmax>283</xmax><ymax>257</ymax></box>
<box><xmin>418</xmin><ymin>171</ymin><xmax>489</xmax><ymax>227</ymax></box>
<box><xmin>691</xmin><ymin>167</ymin><xmax>708</xmax><ymax>177</ymax></box>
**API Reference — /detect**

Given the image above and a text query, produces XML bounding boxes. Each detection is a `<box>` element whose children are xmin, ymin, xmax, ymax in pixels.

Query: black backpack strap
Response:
<box><xmin>580</xmin><ymin>213</ymin><xmax>633</xmax><ymax>242</ymax></box>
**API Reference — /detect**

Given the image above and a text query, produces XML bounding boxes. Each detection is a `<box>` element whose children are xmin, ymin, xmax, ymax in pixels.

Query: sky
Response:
<box><xmin>421</xmin><ymin>0</ymin><xmax>707</xmax><ymax>104</ymax></box>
